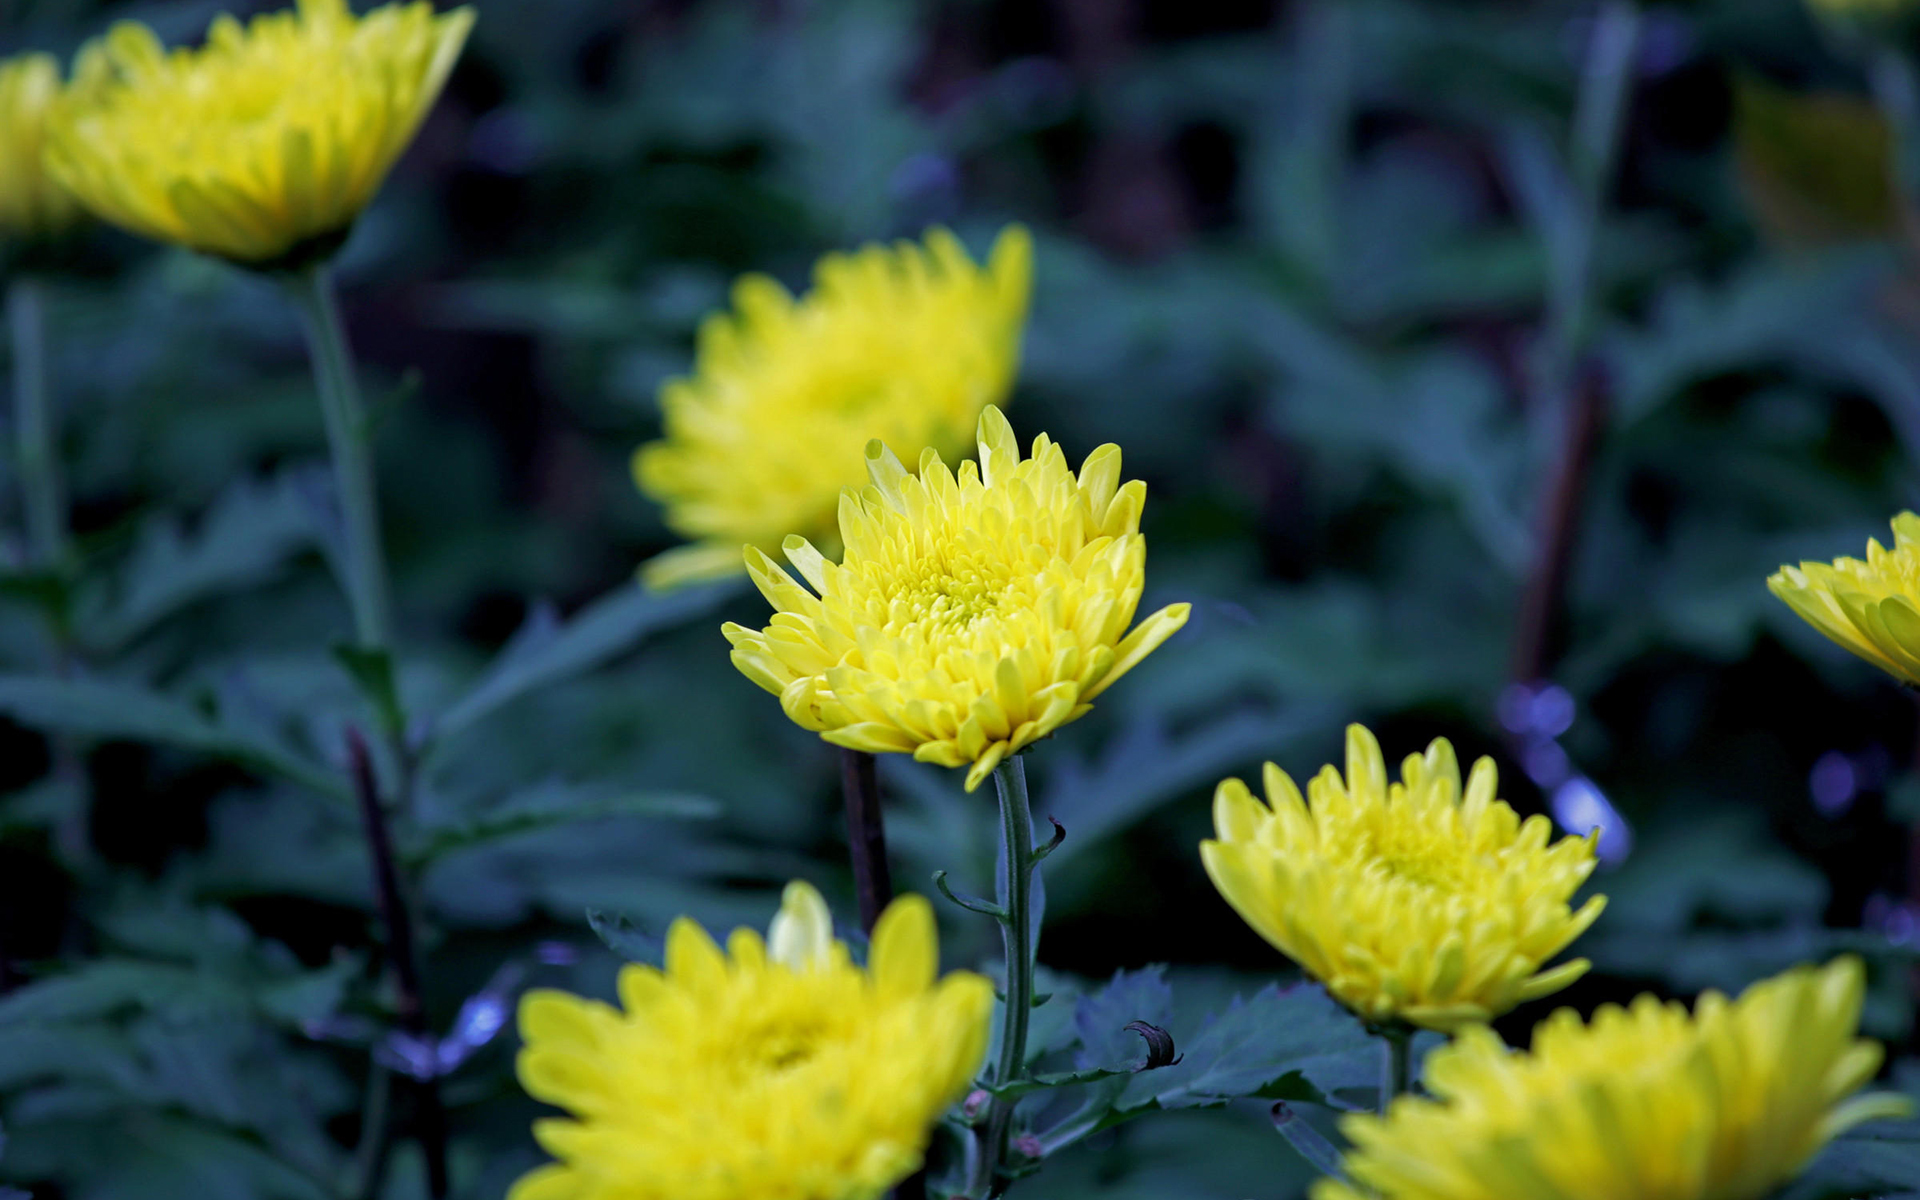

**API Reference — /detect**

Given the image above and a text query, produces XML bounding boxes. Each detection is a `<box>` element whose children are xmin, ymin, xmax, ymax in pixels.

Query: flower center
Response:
<box><xmin>734</xmin><ymin>1020</ymin><xmax>828</xmax><ymax>1080</ymax></box>
<box><xmin>883</xmin><ymin>559</ymin><xmax>1012</xmax><ymax>634</ymax></box>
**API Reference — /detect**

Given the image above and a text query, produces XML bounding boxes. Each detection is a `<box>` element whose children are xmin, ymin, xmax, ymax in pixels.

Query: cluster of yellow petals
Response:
<box><xmin>0</xmin><ymin>54</ymin><xmax>83</xmax><ymax>241</ymax></box>
<box><xmin>1315</xmin><ymin>958</ymin><xmax>1911</xmax><ymax>1200</ymax></box>
<box><xmin>1770</xmin><ymin>512</ymin><xmax>1920</xmax><ymax>685</ymax></box>
<box><xmin>45</xmin><ymin>0</ymin><xmax>473</xmax><ymax>266</ymax></box>
<box><xmin>724</xmin><ymin>405</ymin><xmax>1191</xmax><ymax>791</ymax></box>
<box><xmin>512</xmin><ymin>882</ymin><xmax>991</xmax><ymax>1200</ymax></box>
<box><xmin>1202</xmin><ymin>725</ymin><xmax>1605</xmax><ymax>1031</ymax></box>
<box><xmin>635</xmin><ymin>226</ymin><xmax>1032</xmax><ymax>590</ymax></box>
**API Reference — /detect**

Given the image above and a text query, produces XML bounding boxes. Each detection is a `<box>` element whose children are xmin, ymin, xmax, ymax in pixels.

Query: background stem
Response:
<box><xmin>9</xmin><ymin>276</ymin><xmax>66</xmax><ymax>569</ymax></box>
<box><xmin>285</xmin><ymin>267</ymin><xmax>393</xmax><ymax>651</ymax></box>
<box><xmin>348</xmin><ymin>728</ymin><xmax>448</xmax><ymax>1199</ymax></box>
<box><xmin>840</xmin><ymin>748</ymin><xmax>894</xmax><ymax>935</ymax></box>
<box><xmin>971</xmin><ymin>755</ymin><xmax>1037</xmax><ymax>1199</ymax></box>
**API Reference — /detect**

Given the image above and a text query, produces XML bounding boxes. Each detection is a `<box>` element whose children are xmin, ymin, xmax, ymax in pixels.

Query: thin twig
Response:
<box><xmin>347</xmin><ymin>727</ymin><xmax>448</xmax><ymax>1198</ymax></box>
<box><xmin>1510</xmin><ymin>365</ymin><xmax>1608</xmax><ymax>685</ymax></box>
<box><xmin>840</xmin><ymin>748</ymin><xmax>894</xmax><ymax>935</ymax></box>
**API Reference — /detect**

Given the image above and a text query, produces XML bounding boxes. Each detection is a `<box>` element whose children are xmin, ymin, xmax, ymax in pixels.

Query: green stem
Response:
<box><xmin>1378</xmin><ymin>1025</ymin><xmax>1412</xmax><ymax>1116</ymax></box>
<box><xmin>9</xmin><ymin>276</ymin><xmax>67</xmax><ymax>568</ymax></box>
<box><xmin>350</xmin><ymin>1061</ymin><xmax>393</xmax><ymax>1200</ymax></box>
<box><xmin>972</xmin><ymin>755</ymin><xmax>1038</xmax><ymax>1199</ymax></box>
<box><xmin>283</xmin><ymin>265</ymin><xmax>393</xmax><ymax>651</ymax></box>
<box><xmin>1546</xmin><ymin>0</ymin><xmax>1642</xmax><ymax>370</ymax></box>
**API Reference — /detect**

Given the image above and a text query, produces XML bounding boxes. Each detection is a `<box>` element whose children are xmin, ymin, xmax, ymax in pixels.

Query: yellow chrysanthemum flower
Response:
<box><xmin>512</xmin><ymin>881</ymin><xmax>992</xmax><ymax>1200</ymax></box>
<box><xmin>722</xmin><ymin>405</ymin><xmax>1191</xmax><ymax>792</ymax></box>
<box><xmin>1201</xmin><ymin>724</ymin><xmax>1605</xmax><ymax>1032</ymax></box>
<box><xmin>0</xmin><ymin>54</ymin><xmax>82</xmax><ymax>241</ymax></box>
<box><xmin>634</xmin><ymin>225</ymin><xmax>1033</xmax><ymax>590</ymax></box>
<box><xmin>1313</xmin><ymin>958</ymin><xmax>1912</xmax><ymax>1200</ymax></box>
<box><xmin>45</xmin><ymin>0</ymin><xmax>473</xmax><ymax>266</ymax></box>
<box><xmin>1770</xmin><ymin>512</ymin><xmax>1920</xmax><ymax>685</ymax></box>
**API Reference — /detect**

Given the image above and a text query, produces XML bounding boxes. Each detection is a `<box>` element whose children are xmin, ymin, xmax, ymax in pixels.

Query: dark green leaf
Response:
<box><xmin>586</xmin><ymin>909</ymin><xmax>664</xmax><ymax>964</ymax></box>
<box><xmin>329</xmin><ymin>642</ymin><xmax>404</xmax><ymax>736</ymax></box>
<box><xmin>82</xmin><ymin>469</ymin><xmax>320</xmax><ymax>653</ymax></box>
<box><xmin>431</xmin><ymin>578</ymin><xmax>738</xmax><ymax>743</ymax></box>
<box><xmin>0</xmin><ymin>675</ymin><xmax>344</xmax><ymax>802</ymax></box>
<box><xmin>406</xmin><ymin>785</ymin><xmax>720</xmax><ymax>866</ymax></box>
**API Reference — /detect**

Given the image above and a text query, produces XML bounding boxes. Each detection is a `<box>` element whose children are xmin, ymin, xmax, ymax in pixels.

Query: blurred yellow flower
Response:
<box><xmin>723</xmin><ymin>405</ymin><xmax>1190</xmax><ymax>791</ymax></box>
<box><xmin>1770</xmin><ymin>512</ymin><xmax>1920</xmax><ymax>684</ymax></box>
<box><xmin>0</xmin><ymin>53</ymin><xmax>82</xmax><ymax>241</ymax></box>
<box><xmin>635</xmin><ymin>225</ymin><xmax>1032</xmax><ymax>590</ymax></box>
<box><xmin>512</xmin><ymin>881</ymin><xmax>992</xmax><ymax>1200</ymax></box>
<box><xmin>1313</xmin><ymin>958</ymin><xmax>1911</xmax><ymax>1200</ymax></box>
<box><xmin>1201</xmin><ymin>724</ymin><xmax>1605</xmax><ymax>1032</ymax></box>
<box><xmin>45</xmin><ymin>0</ymin><xmax>473</xmax><ymax>266</ymax></box>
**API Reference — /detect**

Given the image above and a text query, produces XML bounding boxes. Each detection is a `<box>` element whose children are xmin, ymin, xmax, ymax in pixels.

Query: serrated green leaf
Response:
<box><xmin>1118</xmin><ymin>983</ymin><xmax>1378</xmax><ymax>1113</ymax></box>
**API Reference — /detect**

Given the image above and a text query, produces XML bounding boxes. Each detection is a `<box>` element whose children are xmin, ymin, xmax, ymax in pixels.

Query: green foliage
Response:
<box><xmin>3</xmin><ymin>0</ymin><xmax>1920</xmax><ymax>1195</ymax></box>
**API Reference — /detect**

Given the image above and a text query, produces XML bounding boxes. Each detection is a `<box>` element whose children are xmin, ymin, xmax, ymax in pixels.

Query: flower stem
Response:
<box><xmin>347</xmin><ymin>727</ymin><xmax>447</xmax><ymax>1199</ymax></box>
<box><xmin>971</xmin><ymin>754</ymin><xmax>1038</xmax><ymax>1198</ymax></box>
<box><xmin>840</xmin><ymin>748</ymin><xmax>894</xmax><ymax>935</ymax></box>
<box><xmin>350</xmin><ymin>1060</ymin><xmax>393</xmax><ymax>1200</ymax></box>
<box><xmin>9</xmin><ymin>276</ymin><xmax>67</xmax><ymax>569</ymax></box>
<box><xmin>284</xmin><ymin>265</ymin><xmax>393</xmax><ymax>651</ymax></box>
<box><xmin>1378</xmin><ymin>1024</ymin><xmax>1413</xmax><ymax>1116</ymax></box>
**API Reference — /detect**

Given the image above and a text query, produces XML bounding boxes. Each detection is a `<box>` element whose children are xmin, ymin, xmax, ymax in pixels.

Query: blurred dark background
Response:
<box><xmin>6</xmin><ymin>0</ymin><xmax>1920</xmax><ymax>1195</ymax></box>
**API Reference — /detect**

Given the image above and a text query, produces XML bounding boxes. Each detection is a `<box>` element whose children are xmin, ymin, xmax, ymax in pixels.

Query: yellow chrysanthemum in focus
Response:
<box><xmin>1770</xmin><ymin>513</ymin><xmax>1920</xmax><ymax>685</ymax></box>
<box><xmin>723</xmin><ymin>405</ymin><xmax>1191</xmax><ymax>792</ymax></box>
<box><xmin>512</xmin><ymin>882</ymin><xmax>992</xmax><ymax>1200</ymax></box>
<box><xmin>1313</xmin><ymin>958</ymin><xmax>1912</xmax><ymax>1200</ymax></box>
<box><xmin>45</xmin><ymin>0</ymin><xmax>473</xmax><ymax>266</ymax></box>
<box><xmin>634</xmin><ymin>226</ymin><xmax>1033</xmax><ymax>590</ymax></box>
<box><xmin>0</xmin><ymin>54</ymin><xmax>82</xmax><ymax>241</ymax></box>
<box><xmin>1201</xmin><ymin>724</ymin><xmax>1605</xmax><ymax>1032</ymax></box>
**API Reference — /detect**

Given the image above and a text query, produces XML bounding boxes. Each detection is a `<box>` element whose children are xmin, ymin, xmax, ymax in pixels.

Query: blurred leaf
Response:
<box><xmin>1735</xmin><ymin>73</ymin><xmax>1897</xmax><ymax>249</ymax></box>
<box><xmin>0</xmin><ymin>1112</ymin><xmax>336</xmax><ymax>1200</ymax></box>
<box><xmin>585</xmin><ymin>909</ymin><xmax>664</xmax><ymax>964</ymax></box>
<box><xmin>1604</xmin><ymin>253</ymin><xmax>1892</xmax><ymax>426</ymax></box>
<box><xmin>331</xmin><ymin>643</ymin><xmax>404</xmax><ymax>736</ymax></box>
<box><xmin>406</xmin><ymin>787</ymin><xmax>721</xmax><ymax>866</ymax></box>
<box><xmin>80</xmin><ymin>468</ymin><xmax>322</xmax><ymax>654</ymax></box>
<box><xmin>431</xmin><ymin>579</ymin><xmax>738</xmax><ymax>744</ymax></box>
<box><xmin>1043</xmin><ymin>708</ymin><xmax>1340</xmax><ymax>870</ymax></box>
<box><xmin>0</xmin><ymin>675</ymin><xmax>343</xmax><ymax>801</ymax></box>
<box><xmin>1790</xmin><ymin>1118</ymin><xmax>1920</xmax><ymax>1199</ymax></box>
